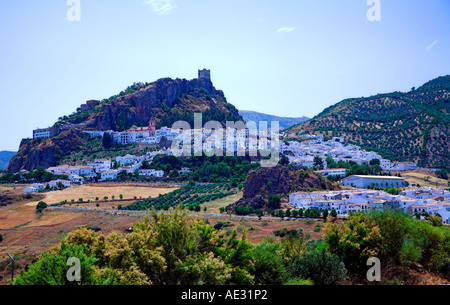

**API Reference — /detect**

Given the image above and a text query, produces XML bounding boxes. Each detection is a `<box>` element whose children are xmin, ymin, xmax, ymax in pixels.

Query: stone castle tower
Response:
<box><xmin>148</xmin><ymin>116</ymin><xmax>156</xmax><ymax>137</ymax></box>
<box><xmin>198</xmin><ymin>69</ymin><xmax>211</xmax><ymax>81</ymax></box>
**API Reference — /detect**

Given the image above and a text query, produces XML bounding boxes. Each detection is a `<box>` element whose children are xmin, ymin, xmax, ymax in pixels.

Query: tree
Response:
<box><xmin>279</xmin><ymin>154</ymin><xmax>290</xmax><ymax>166</ymax></box>
<box><xmin>314</xmin><ymin>156</ymin><xmax>324</xmax><ymax>169</ymax></box>
<box><xmin>251</xmin><ymin>241</ymin><xmax>288</xmax><ymax>285</ymax></box>
<box><xmin>323</xmin><ymin>209</ymin><xmax>329</xmax><ymax>220</ymax></box>
<box><xmin>370</xmin><ymin>159</ymin><xmax>381</xmax><ymax>166</ymax></box>
<box><xmin>13</xmin><ymin>241</ymin><xmax>99</xmax><ymax>285</ymax></box>
<box><xmin>324</xmin><ymin>212</ymin><xmax>382</xmax><ymax>274</ymax></box>
<box><xmin>268</xmin><ymin>195</ymin><xmax>281</xmax><ymax>209</ymax></box>
<box><xmin>102</xmin><ymin>133</ymin><xmax>113</xmax><ymax>149</ymax></box>
<box><xmin>436</xmin><ymin>169</ymin><xmax>448</xmax><ymax>180</ymax></box>
<box><xmin>285</xmin><ymin>209</ymin><xmax>291</xmax><ymax>218</ymax></box>
<box><xmin>330</xmin><ymin>209</ymin><xmax>337</xmax><ymax>218</ymax></box>
<box><xmin>36</xmin><ymin>201</ymin><xmax>48</xmax><ymax>213</ymax></box>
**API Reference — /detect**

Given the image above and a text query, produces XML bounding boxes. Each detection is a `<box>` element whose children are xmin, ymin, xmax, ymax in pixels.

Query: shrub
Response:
<box><xmin>251</xmin><ymin>242</ymin><xmax>288</xmax><ymax>285</ymax></box>
<box><xmin>0</xmin><ymin>233</ymin><xmax>3</xmax><ymax>242</ymax></box>
<box><xmin>36</xmin><ymin>201</ymin><xmax>48</xmax><ymax>213</ymax></box>
<box><xmin>284</xmin><ymin>278</ymin><xmax>314</xmax><ymax>285</ymax></box>
<box><xmin>324</xmin><ymin>212</ymin><xmax>382</xmax><ymax>274</ymax></box>
<box><xmin>292</xmin><ymin>248</ymin><xmax>347</xmax><ymax>285</ymax></box>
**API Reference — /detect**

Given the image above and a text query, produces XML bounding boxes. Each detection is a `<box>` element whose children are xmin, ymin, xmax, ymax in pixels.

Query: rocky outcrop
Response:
<box><xmin>234</xmin><ymin>165</ymin><xmax>340</xmax><ymax>211</ymax></box>
<box><xmin>74</xmin><ymin>77</ymin><xmax>230</xmax><ymax>132</ymax></box>
<box><xmin>6</xmin><ymin>130</ymin><xmax>85</xmax><ymax>173</ymax></box>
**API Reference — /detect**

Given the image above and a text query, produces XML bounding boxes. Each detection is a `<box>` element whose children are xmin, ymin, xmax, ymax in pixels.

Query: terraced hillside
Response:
<box><xmin>289</xmin><ymin>75</ymin><xmax>450</xmax><ymax>169</ymax></box>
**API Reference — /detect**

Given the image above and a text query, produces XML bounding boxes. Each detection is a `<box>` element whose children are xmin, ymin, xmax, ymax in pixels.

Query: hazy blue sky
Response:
<box><xmin>0</xmin><ymin>0</ymin><xmax>449</xmax><ymax>151</ymax></box>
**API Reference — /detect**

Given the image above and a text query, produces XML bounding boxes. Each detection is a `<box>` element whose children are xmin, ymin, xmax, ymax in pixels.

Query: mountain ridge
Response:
<box><xmin>0</xmin><ymin>151</ymin><xmax>16</xmax><ymax>170</ymax></box>
<box><xmin>239</xmin><ymin>110</ymin><xmax>309</xmax><ymax>130</ymax></box>
<box><xmin>288</xmin><ymin>75</ymin><xmax>450</xmax><ymax>169</ymax></box>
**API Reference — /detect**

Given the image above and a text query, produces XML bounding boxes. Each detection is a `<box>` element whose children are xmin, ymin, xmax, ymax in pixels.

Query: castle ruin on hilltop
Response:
<box><xmin>198</xmin><ymin>69</ymin><xmax>211</xmax><ymax>81</ymax></box>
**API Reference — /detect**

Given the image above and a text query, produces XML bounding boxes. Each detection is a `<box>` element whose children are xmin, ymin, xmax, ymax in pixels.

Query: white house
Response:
<box><xmin>178</xmin><ymin>168</ymin><xmax>193</xmax><ymax>175</ymax></box>
<box><xmin>30</xmin><ymin>183</ymin><xmax>45</xmax><ymax>190</ymax></box>
<box><xmin>314</xmin><ymin>168</ymin><xmax>347</xmax><ymax>178</ymax></box>
<box><xmin>23</xmin><ymin>187</ymin><xmax>38</xmax><ymax>194</ymax></box>
<box><xmin>116</xmin><ymin>154</ymin><xmax>137</xmax><ymax>166</ymax></box>
<box><xmin>49</xmin><ymin>180</ymin><xmax>71</xmax><ymax>188</ymax></box>
<box><xmin>342</xmin><ymin>175</ymin><xmax>406</xmax><ymax>189</ymax></box>
<box><xmin>33</xmin><ymin>128</ymin><xmax>51</xmax><ymax>140</ymax></box>
<box><xmin>88</xmin><ymin>159</ymin><xmax>112</xmax><ymax>173</ymax></box>
<box><xmin>101</xmin><ymin>170</ymin><xmax>119</xmax><ymax>181</ymax></box>
<box><xmin>47</xmin><ymin>165</ymin><xmax>70</xmax><ymax>175</ymax></box>
<box><xmin>139</xmin><ymin>169</ymin><xmax>164</xmax><ymax>178</ymax></box>
<box><xmin>68</xmin><ymin>175</ymin><xmax>85</xmax><ymax>184</ymax></box>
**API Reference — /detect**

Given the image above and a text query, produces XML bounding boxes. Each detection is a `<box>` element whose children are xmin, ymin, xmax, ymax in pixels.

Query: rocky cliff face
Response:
<box><xmin>7</xmin><ymin>130</ymin><xmax>85</xmax><ymax>173</ymax></box>
<box><xmin>73</xmin><ymin>77</ymin><xmax>229</xmax><ymax>131</ymax></box>
<box><xmin>234</xmin><ymin>165</ymin><xmax>340</xmax><ymax>211</ymax></box>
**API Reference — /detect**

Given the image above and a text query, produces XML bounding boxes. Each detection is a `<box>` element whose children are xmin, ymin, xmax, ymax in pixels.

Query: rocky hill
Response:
<box><xmin>6</xmin><ymin>74</ymin><xmax>243</xmax><ymax>173</ymax></box>
<box><xmin>288</xmin><ymin>75</ymin><xmax>450</xmax><ymax>169</ymax></box>
<box><xmin>59</xmin><ymin>76</ymin><xmax>242</xmax><ymax>132</ymax></box>
<box><xmin>233</xmin><ymin>165</ymin><xmax>340</xmax><ymax>211</ymax></box>
<box><xmin>239</xmin><ymin>110</ymin><xmax>309</xmax><ymax>130</ymax></box>
<box><xmin>7</xmin><ymin>130</ymin><xmax>86</xmax><ymax>173</ymax></box>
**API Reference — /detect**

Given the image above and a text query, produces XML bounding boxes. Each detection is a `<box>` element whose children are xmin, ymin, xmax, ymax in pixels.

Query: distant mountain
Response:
<box><xmin>0</xmin><ymin>151</ymin><xmax>16</xmax><ymax>170</ymax></box>
<box><xmin>288</xmin><ymin>75</ymin><xmax>450</xmax><ymax>169</ymax></box>
<box><xmin>239</xmin><ymin>110</ymin><xmax>309</xmax><ymax>130</ymax></box>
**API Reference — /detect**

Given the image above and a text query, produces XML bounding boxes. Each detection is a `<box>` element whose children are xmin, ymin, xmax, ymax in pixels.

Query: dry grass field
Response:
<box><xmin>395</xmin><ymin>170</ymin><xmax>449</xmax><ymax>189</ymax></box>
<box><xmin>24</xmin><ymin>183</ymin><xmax>179</xmax><ymax>207</ymax></box>
<box><xmin>0</xmin><ymin>184</ymin><xmax>326</xmax><ymax>285</ymax></box>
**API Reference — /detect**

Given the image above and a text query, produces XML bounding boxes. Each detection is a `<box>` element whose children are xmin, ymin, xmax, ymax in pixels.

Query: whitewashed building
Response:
<box><xmin>342</xmin><ymin>175</ymin><xmax>406</xmax><ymax>189</ymax></box>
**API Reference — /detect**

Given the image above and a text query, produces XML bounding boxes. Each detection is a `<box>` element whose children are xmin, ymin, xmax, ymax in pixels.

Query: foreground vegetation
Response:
<box><xmin>12</xmin><ymin>208</ymin><xmax>343</xmax><ymax>285</ymax></box>
<box><xmin>11</xmin><ymin>208</ymin><xmax>449</xmax><ymax>285</ymax></box>
<box><xmin>324</xmin><ymin>210</ymin><xmax>450</xmax><ymax>283</ymax></box>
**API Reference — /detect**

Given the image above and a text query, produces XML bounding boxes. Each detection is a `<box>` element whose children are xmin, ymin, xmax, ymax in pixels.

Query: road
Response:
<box><xmin>47</xmin><ymin>206</ymin><xmax>308</xmax><ymax>222</ymax></box>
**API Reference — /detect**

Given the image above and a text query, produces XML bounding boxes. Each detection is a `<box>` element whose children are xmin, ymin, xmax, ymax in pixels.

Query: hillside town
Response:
<box><xmin>281</xmin><ymin>134</ymin><xmax>421</xmax><ymax>172</ymax></box>
<box><xmin>19</xmin><ymin>123</ymin><xmax>450</xmax><ymax>224</ymax></box>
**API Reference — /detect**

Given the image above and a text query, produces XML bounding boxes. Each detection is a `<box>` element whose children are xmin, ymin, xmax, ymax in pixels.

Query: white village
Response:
<box><xmin>22</xmin><ymin>121</ymin><xmax>450</xmax><ymax>224</ymax></box>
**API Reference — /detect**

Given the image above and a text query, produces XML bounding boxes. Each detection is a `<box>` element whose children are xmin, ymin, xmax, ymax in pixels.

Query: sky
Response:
<box><xmin>0</xmin><ymin>0</ymin><xmax>449</xmax><ymax>151</ymax></box>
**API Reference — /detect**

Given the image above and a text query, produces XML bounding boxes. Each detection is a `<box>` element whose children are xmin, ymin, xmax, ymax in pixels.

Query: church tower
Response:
<box><xmin>148</xmin><ymin>116</ymin><xmax>156</xmax><ymax>137</ymax></box>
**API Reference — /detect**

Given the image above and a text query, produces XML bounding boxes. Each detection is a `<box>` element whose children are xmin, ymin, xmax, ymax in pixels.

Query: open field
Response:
<box><xmin>395</xmin><ymin>170</ymin><xmax>449</xmax><ymax>189</ymax></box>
<box><xmin>201</xmin><ymin>191</ymin><xmax>243</xmax><ymax>214</ymax></box>
<box><xmin>0</xmin><ymin>184</ymin><xmax>326</xmax><ymax>285</ymax></box>
<box><xmin>24</xmin><ymin>183</ymin><xmax>179</xmax><ymax>208</ymax></box>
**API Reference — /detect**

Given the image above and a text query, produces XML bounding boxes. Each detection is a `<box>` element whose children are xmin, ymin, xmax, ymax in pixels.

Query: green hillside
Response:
<box><xmin>288</xmin><ymin>75</ymin><xmax>450</xmax><ymax>169</ymax></box>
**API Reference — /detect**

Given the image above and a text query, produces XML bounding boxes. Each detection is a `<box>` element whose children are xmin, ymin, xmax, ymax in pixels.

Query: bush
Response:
<box><xmin>36</xmin><ymin>201</ymin><xmax>48</xmax><ymax>213</ymax></box>
<box><xmin>252</xmin><ymin>242</ymin><xmax>288</xmax><ymax>285</ymax></box>
<box><xmin>0</xmin><ymin>233</ymin><xmax>3</xmax><ymax>242</ymax></box>
<box><xmin>292</xmin><ymin>248</ymin><xmax>347</xmax><ymax>285</ymax></box>
<box><xmin>284</xmin><ymin>278</ymin><xmax>314</xmax><ymax>285</ymax></box>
